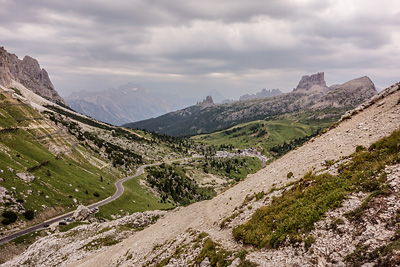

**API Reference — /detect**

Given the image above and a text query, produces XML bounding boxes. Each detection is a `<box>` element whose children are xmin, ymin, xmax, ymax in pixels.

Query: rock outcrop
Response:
<box><xmin>0</xmin><ymin>46</ymin><xmax>66</xmax><ymax>105</ymax></box>
<box><xmin>16</xmin><ymin>173</ymin><xmax>35</xmax><ymax>182</ymax></box>
<box><xmin>294</xmin><ymin>72</ymin><xmax>327</xmax><ymax>92</ymax></box>
<box><xmin>72</xmin><ymin>205</ymin><xmax>91</xmax><ymax>221</ymax></box>
<box><xmin>196</xmin><ymin>95</ymin><xmax>214</xmax><ymax>109</ymax></box>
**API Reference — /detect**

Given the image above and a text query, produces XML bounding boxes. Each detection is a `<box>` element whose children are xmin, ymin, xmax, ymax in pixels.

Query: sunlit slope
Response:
<box><xmin>191</xmin><ymin>112</ymin><xmax>337</xmax><ymax>156</ymax></box>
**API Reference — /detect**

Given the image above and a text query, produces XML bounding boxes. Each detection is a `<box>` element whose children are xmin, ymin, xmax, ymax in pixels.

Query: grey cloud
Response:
<box><xmin>0</xmin><ymin>0</ymin><xmax>399</xmax><ymax>99</ymax></box>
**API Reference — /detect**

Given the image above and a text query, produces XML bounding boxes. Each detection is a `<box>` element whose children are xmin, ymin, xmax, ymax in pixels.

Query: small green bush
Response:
<box><xmin>195</xmin><ymin>238</ymin><xmax>232</xmax><ymax>267</ymax></box>
<box><xmin>2</xmin><ymin>210</ymin><xmax>18</xmax><ymax>225</ymax></box>
<box><xmin>304</xmin><ymin>235</ymin><xmax>316</xmax><ymax>251</ymax></box>
<box><xmin>323</xmin><ymin>159</ymin><xmax>335</xmax><ymax>167</ymax></box>
<box><xmin>23</xmin><ymin>210</ymin><xmax>35</xmax><ymax>220</ymax></box>
<box><xmin>355</xmin><ymin>145</ymin><xmax>365</xmax><ymax>152</ymax></box>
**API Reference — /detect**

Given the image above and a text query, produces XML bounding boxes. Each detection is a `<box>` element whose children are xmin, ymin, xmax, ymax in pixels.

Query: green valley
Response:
<box><xmin>190</xmin><ymin>111</ymin><xmax>338</xmax><ymax>157</ymax></box>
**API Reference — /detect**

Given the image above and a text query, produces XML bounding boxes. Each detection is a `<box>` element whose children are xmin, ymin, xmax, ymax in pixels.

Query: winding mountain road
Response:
<box><xmin>0</xmin><ymin>159</ymin><xmax>188</xmax><ymax>245</ymax></box>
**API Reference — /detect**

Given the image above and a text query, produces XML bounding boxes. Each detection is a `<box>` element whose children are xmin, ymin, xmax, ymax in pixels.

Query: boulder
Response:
<box><xmin>72</xmin><ymin>205</ymin><xmax>91</xmax><ymax>221</ymax></box>
<box><xmin>0</xmin><ymin>187</ymin><xmax>8</xmax><ymax>203</ymax></box>
<box><xmin>16</xmin><ymin>172</ymin><xmax>35</xmax><ymax>182</ymax></box>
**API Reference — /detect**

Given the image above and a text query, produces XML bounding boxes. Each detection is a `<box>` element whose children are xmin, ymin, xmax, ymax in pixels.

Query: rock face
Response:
<box><xmin>196</xmin><ymin>95</ymin><xmax>214</xmax><ymax>109</ymax></box>
<box><xmin>0</xmin><ymin>46</ymin><xmax>66</xmax><ymax>105</ymax></box>
<box><xmin>239</xmin><ymin>88</ymin><xmax>282</xmax><ymax>101</ymax></box>
<box><xmin>324</xmin><ymin>76</ymin><xmax>376</xmax><ymax>108</ymax></box>
<box><xmin>294</xmin><ymin>72</ymin><xmax>327</xmax><ymax>91</ymax></box>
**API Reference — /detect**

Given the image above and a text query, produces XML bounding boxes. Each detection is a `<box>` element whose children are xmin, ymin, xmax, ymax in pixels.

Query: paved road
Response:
<box><xmin>0</xmin><ymin>158</ymin><xmax>189</xmax><ymax>245</ymax></box>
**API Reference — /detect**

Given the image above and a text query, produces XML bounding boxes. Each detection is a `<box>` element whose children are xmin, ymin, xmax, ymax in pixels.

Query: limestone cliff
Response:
<box><xmin>294</xmin><ymin>72</ymin><xmax>327</xmax><ymax>92</ymax></box>
<box><xmin>0</xmin><ymin>46</ymin><xmax>66</xmax><ymax>105</ymax></box>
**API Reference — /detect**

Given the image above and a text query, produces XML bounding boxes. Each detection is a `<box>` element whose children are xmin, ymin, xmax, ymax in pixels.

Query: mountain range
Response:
<box><xmin>124</xmin><ymin>72</ymin><xmax>377</xmax><ymax>136</ymax></box>
<box><xmin>66</xmin><ymin>86</ymin><xmax>284</xmax><ymax>126</ymax></box>
<box><xmin>65</xmin><ymin>84</ymin><xmax>197</xmax><ymax>126</ymax></box>
<box><xmin>239</xmin><ymin>88</ymin><xmax>282</xmax><ymax>101</ymax></box>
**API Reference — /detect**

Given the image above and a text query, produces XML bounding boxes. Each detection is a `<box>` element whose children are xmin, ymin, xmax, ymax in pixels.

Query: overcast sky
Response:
<box><xmin>1</xmin><ymin>0</ymin><xmax>399</xmax><ymax>99</ymax></box>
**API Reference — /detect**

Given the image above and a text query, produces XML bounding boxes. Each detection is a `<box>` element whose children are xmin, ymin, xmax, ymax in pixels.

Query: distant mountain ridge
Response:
<box><xmin>66</xmin><ymin>83</ymin><xmax>197</xmax><ymax>126</ymax></box>
<box><xmin>239</xmin><ymin>88</ymin><xmax>282</xmax><ymax>101</ymax></box>
<box><xmin>0</xmin><ymin>47</ymin><xmax>66</xmax><ymax>105</ymax></box>
<box><xmin>124</xmin><ymin>72</ymin><xmax>377</xmax><ymax>136</ymax></box>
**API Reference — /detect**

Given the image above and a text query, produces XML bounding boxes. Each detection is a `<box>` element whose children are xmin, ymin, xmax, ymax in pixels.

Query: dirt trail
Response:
<box><xmin>73</xmin><ymin>86</ymin><xmax>400</xmax><ymax>267</ymax></box>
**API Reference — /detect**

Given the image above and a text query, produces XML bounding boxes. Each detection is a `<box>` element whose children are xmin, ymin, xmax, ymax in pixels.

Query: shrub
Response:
<box><xmin>356</xmin><ymin>145</ymin><xmax>365</xmax><ymax>152</ymax></box>
<box><xmin>93</xmin><ymin>192</ymin><xmax>100</xmax><ymax>197</ymax></box>
<box><xmin>23</xmin><ymin>210</ymin><xmax>35</xmax><ymax>220</ymax></box>
<box><xmin>304</xmin><ymin>235</ymin><xmax>316</xmax><ymax>251</ymax></box>
<box><xmin>323</xmin><ymin>159</ymin><xmax>335</xmax><ymax>167</ymax></box>
<box><xmin>2</xmin><ymin>210</ymin><xmax>18</xmax><ymax>225</ymax></box>
<box><xmin>195</xmin><ymin>238</ymin><xmax>232</xmax><ymax>266</ymax></box>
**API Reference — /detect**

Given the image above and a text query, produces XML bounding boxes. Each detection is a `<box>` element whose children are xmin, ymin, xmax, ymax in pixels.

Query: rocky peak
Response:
<box><xmin>21</xmin><ymin>56</ymin><xmax>54</xmax><ymax>90</ymax></box>
<box><xmin>0</xmin><ymin>46</ymin><xmax>66</xmax><ymax>105</ymax></box>
<box><xmin>294</xmin><ymin>72</ymin><xmax>327</xmax><ymax>91</ymax></box>
<box><xmin>196</xmin><ymin>95</ymin><xmax>214</xmax><ymax>108</ymax></box>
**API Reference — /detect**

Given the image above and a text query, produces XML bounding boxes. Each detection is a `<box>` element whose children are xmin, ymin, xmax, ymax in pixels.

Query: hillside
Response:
<box><xmin>0</xmin><ymin>80</ymin><xmax>190</xmax><ymax>231</ymax></box>
<box><xmin>0</xmin><ymin>48</ymin><xmax>204</xmax><ymax>246</ymax></box>
<box><xmin>124</xmin><ymin>73</ymin><xmax>377</xmax><ymax>136</ymax></box>
<box><xmin>66</xmin><ymin>84</ymin><xmax>197</xmax><ymax>126</ymax></box>
<box><xmin>190</xmin><ymin>113</ymin><xmax>333</xmax><ymax>157</ymax></box>
<box><xmin>8</xmin><ymin>81</ymin><xmax>397</xmax><ymax>266</ymax></box>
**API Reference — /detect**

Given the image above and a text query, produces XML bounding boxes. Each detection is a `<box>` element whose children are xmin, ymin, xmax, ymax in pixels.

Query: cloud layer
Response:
<box><xmin>1</xmin><ymin>0</ymin><xmax>399</xmax><ymax>98</ymax></box>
